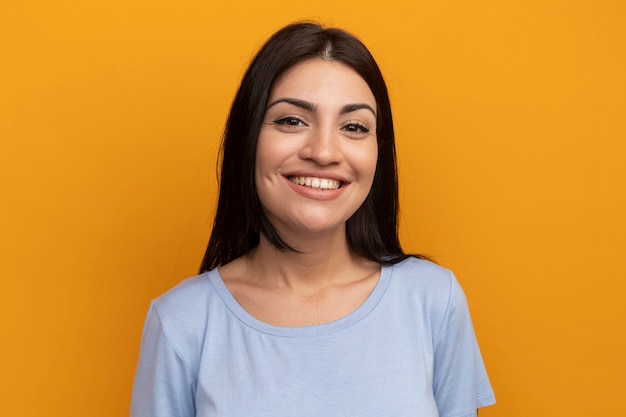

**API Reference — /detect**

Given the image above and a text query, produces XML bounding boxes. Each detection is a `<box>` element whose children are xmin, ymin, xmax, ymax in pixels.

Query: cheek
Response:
<box><xmin>255</xmin><ymin>131</ymin><xmax>294</xmax><ymax>172</ymax></box>
<box><xmin>254</xmin><ymin>133</ymin><xmax>290</xmax><ymax>203</ymax></box>
<box><xmin>354</xmin><ymin>141</ymin><xmax>379</xmax><ymax>181</ymax></box>
<box><xmin>253</xmin><ymin>137</ymin><xmax>269</xmax><ymax>201</ymax></box>
<box><xmin>254</xmin><ymin>135</ymin><xmax>269</xmax><ymax>170</ymax></box>
<box><xmin>254</xmin><ymin>135</ymin><xmax>278</xmax><ymax>180</ymax></box>
<box><xmin>368</xmin><ymin>146</ymin><xmax>379</xmax><ymax>176</ymax></box>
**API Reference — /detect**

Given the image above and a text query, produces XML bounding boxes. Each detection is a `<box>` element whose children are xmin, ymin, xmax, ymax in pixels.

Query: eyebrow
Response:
<box><xmin>266</xmin><ymin>97</ymin><xmax>377</xmax><ymax>117</ymax></box>
<box><xmin>340</xmin><ymin>103</ymin><xmax>377</xmax><ymax>117</ymax></box>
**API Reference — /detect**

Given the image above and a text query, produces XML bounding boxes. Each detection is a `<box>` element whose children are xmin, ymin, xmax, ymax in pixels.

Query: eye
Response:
<box><xmin>274</xmin><ymin>117</ymin><xmax>308</xmax><ymax>128</ymax></box>
<box><xmin>341</xmin><ymin>122</ymin><xmax>370</xmax><ymax>135</ymax></box>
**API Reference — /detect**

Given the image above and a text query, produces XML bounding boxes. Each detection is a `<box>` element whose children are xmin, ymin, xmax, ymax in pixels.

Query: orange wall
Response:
<box><xmin>1</xmin><ymin>1</ymin><xmax>625</xmax><ymax>416</ymax></box>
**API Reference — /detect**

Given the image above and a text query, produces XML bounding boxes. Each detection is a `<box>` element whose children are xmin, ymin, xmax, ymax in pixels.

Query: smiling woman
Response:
<box><xmin>255</xmin><ymin>59</ymin><xmax>378</xmax><ymax>239</ymax></box>
<box><xmin>130</xmin><ymin>22</ymin><xmax>495</xmax><ymax>417</ymax></box>
<box><xmin>200</xmin><ymin>22</ymin><xmax>407</xmax><ymax>266</ymax></box>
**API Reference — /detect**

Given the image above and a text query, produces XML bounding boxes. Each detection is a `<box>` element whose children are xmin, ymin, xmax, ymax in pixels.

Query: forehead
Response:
<box><xmin>269</xmin><ymin>59</ymin><xmax>376</xmax><ymax>107</ymax></box>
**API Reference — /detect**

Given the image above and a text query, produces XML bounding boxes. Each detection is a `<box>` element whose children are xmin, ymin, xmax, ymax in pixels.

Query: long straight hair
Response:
<box><xmin>200</xmin><ymin>22</ymin><xmax>422</xmax><ymax>272</ymax></box>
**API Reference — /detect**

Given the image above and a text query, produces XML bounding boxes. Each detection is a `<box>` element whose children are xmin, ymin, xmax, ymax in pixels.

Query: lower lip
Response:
<box><xmin>284</xmin><ymin>177</ymin><xmax>348</xmax><ymax>201</ymax></box>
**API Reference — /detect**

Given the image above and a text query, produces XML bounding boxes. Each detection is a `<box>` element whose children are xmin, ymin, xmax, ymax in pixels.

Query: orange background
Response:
<box><xmin>1</xmin><ymin>1</ymin><xmax>625</xmax><ymax>416</ymax></box>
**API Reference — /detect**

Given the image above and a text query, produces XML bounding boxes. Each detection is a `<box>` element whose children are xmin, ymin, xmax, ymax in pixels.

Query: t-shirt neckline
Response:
<box><xmin>208</xmin><ymin>264</ymin><xmax>392</xmax><ymax>338</ymax></box>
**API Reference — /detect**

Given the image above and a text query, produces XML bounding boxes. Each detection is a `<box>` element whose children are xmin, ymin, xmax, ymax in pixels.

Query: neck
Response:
<box><xmin>245</xmin><ymin>232</ymin><xmax>368</xmax><ymax>294</ymax></box>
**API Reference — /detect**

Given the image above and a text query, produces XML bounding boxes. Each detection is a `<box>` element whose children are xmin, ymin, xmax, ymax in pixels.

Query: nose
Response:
<box><xmin>298</xmin><ymin>125</ymin><xmax>342</xmax><ymax>165</ymax></box>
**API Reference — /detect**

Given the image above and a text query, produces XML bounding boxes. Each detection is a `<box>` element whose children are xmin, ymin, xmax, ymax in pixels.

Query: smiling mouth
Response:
<box><xmin>288</xmin><ymin>176</ymin><xmax>343</xmax><ymax>190</ymax></box>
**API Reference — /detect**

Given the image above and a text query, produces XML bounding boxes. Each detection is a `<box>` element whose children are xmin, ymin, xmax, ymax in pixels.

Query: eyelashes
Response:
<box><xmin>341</xmin><ymin>122</ymin><xmax>369</xmax><ymax>134</ymax></box>
<box><xmin>273</xmin><ymin>117</ymin><xmax>371</xmax><ymax>135</ymax></box>
<box><xmin>273</xmin><ymin>117</ymin><xmax>307</xmax><ymax>127</ymax></box>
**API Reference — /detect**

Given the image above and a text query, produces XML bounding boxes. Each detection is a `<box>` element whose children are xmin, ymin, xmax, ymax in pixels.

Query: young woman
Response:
<box><xmin>131</xmin><ymin>22</ymin><xmax>495</xmax><ymax>417</ymax></box>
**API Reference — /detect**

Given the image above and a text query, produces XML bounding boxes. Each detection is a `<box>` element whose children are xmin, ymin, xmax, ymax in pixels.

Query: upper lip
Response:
<box><xmin>282</xmin><ymin>170</ymin><xmax>350</xmax><ymax>184</ymax></box>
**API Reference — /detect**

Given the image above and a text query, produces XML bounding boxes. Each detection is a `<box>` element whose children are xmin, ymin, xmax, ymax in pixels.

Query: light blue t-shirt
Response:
<box><xmin>131</xmin><ymin>258</ymin><xmax>495</xmax><ymax>417</ymax></box>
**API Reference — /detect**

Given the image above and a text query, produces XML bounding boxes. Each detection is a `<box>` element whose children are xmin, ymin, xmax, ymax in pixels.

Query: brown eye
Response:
<box><xmin>342</xmin><ymin>123</ymin><xmax>369</xmax><ymax>134</ymax></box>
<box><xmin>274</xmin><ymin>117</ymin><xmax>307</xmax><ymax>127</ymax></box>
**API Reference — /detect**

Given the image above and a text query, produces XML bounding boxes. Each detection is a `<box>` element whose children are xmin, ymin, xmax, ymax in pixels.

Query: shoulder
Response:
<box><xmin>390</xmin><ymin>256</ymin><xmax>451</xmax><ymax>278</ymax></box>
<box><xmin>385</xmin><ymin>257</ymin><xmax>470</xmax><ymax>331</ymax></box>
<box><xmin>388</xmin><ymin>257</ymin><xmax>458</xmax><ymax>298</ymax></box>
<box><xmin>148</xmin><ymin>271</ymin><xmax>222</xmax><ymax>351</ymax></box>
<box><xmin>152</xmin><ymin>272</ymin><xmax>214</xmax><ymax>318</ymax></box>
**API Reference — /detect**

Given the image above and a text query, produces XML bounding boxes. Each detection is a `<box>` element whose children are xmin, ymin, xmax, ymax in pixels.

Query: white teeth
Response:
<box><xmin>289</xmin><ymin>176</ymin><xmax>341</xmax><ymax>190</ymax></box>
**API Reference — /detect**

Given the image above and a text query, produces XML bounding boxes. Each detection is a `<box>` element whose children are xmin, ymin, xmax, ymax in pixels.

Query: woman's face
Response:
<box><xmin>255</xmin><ymin>58</ymin><xmax>378</xmax><ymax>241</ymax></box>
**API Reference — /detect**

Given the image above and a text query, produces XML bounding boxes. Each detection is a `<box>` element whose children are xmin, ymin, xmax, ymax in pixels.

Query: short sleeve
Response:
<box><xmin>432</xmin><ymin>273</ymin><xmax>495</xmax><ymax>417</ymax></box>
<box><xmin>130</xmin><ymin>302</ymin><xmax>196</xmax><ymax>417</ymax></box>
